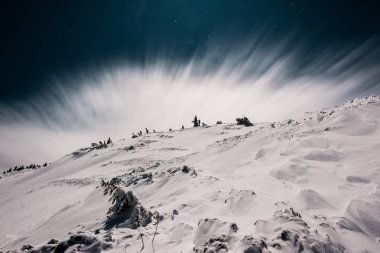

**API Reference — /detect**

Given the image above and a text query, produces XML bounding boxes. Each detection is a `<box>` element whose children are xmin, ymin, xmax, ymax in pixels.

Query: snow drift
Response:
<box><xmin>1</xmin><ymin>95</ymin><xmax>380</xmax><ymax>252</ymax></box>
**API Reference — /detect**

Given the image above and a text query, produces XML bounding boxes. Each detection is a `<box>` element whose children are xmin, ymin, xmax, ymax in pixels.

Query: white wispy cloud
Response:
<box><xmin>0</xmin><ymin>39</ymin><xmax>378</xmax><ymax>168</ymax></box>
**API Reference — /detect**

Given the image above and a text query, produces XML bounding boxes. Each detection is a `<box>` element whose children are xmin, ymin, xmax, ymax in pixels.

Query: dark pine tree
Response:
<box><xmin>192</xmin><ymin>116</ymin><xmax>199</xmax><ymax>127</ymax></box>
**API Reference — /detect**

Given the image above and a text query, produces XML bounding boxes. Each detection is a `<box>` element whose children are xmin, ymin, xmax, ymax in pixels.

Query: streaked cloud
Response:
<box><xmin>0</xmin><ymin>38</ymin><xmax>379</xmax><ymax>168</ymax></box>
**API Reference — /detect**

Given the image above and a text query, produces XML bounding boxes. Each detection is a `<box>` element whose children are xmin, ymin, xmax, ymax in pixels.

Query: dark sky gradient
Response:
<box><xmin>1</xmin><ymin>0</ymin><xmax>380</xmax><ymax>102</ymax></box>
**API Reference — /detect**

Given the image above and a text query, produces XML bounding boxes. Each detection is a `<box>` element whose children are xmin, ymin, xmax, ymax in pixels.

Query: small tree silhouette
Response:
<box><xmin>192</xmin><ymin>115</ymin><xmax>199</xmax><ymax>127</ymax></box>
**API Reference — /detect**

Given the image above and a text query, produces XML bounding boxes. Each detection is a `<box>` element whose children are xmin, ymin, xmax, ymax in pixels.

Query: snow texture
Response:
<box><xmin>1</xmin><ymin>95</ymin><xmax>380</xmax><ymax>252</ymax></box>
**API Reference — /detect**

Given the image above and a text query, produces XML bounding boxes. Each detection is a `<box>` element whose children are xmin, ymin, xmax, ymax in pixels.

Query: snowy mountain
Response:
<box><xmin>1</xmin><ymin>95</ymin><xmax>380</xmax><ymax>253</ymax></box>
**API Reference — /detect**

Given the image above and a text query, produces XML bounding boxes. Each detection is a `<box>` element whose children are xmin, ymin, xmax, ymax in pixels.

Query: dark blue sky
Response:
<box><xmin>1</xmin><ymin>0</ymin><xmax>380</xmax><ymax>102</ymax></box>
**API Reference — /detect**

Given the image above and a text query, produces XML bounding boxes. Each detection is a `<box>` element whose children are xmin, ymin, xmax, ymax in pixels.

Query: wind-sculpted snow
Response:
<box><xmin>193</xmin><ymin>208</ymin><xmax>346</xmax><ymax>253</ymax></box>
<box><xmin>1</xmin><ymin>96</ymin><xmax>380</xmax><ymax>252</ymax></box>
<box><xmin>27</xmin><ymin>233</ymin><xmax>112</xmax><ymax>253</ymax></box>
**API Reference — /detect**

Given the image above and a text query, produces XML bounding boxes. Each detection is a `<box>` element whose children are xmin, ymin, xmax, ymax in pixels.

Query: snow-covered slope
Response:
<box><xmin>1</xmin><ymin>96</ymin><xmax>380</xmax><ymax>253</ymax></box>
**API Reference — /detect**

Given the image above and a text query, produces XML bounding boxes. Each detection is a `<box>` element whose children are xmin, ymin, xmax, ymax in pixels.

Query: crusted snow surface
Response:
<box><xmin>1</xmin><ymin>95</ymin><xmax>380</xmax><ymax>252</ymax></box>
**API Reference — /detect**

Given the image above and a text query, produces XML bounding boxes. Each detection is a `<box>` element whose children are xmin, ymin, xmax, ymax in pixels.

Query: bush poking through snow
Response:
<box><xmin>2</xmin><ymin>162</ymin><xmax>48</xmax><ymax>176</ymax></box>
<box><xmin>167</xmin><ymin>165</ymin><xmax>197</xmax><ymax>177</ymax></box>
<box><xmin>236</xmin><ymin>117</ymin><xmax>253</xmax><ymax>127</ymax></box>
<box><xmin>230</xmin><ymin>223</ymin><xmax>238</xmax><ymax>233</ymax></box>
<box><xmin>90</xmin><ymin>139</ymin><xmax>110</xmax><ymax>150</ymax></box>
<box><xmin>182</xmin><ymin>165</ymin><xmax>191</xmax><ymax>173</ymax></box>
<box><xmin>21</xmin><ymin>245</ymin><xmax>33</xmax><ymax>251</ymax></box>
<box><xmin>124</xmin><ymin>145</ymin><xmax>135</xmax><ymax>151</ymax></box>
<box><xmin>46</xmin><ymin>239</ymin><xmax>59</xmax><ymax>244</ymax></box>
